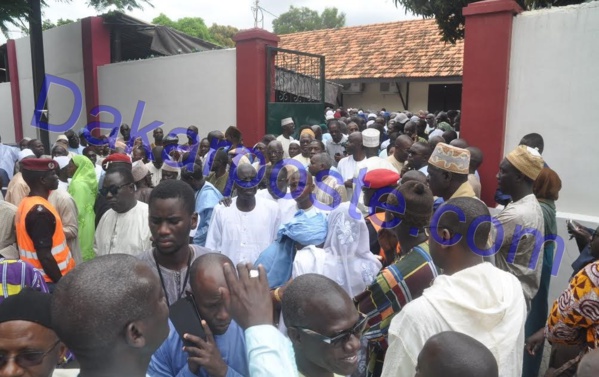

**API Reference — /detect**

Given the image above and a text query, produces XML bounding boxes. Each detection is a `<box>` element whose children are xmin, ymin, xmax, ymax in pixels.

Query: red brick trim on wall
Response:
<box><xmin>7</xmin><ymin>40</ymin><xmax>23</xmax><ymax>141</ymax></box>
<box><xmin>460</xmin><ymin>0</ymin><xmax>523</xmax><ymax>205</ymax></box>
<box><xmin>81</xmin><ymin>17</ymin><xmax>111</xmax><ymax>135</ymax></box>
<box><xmin>233</xmin><ymin>29</ymin><xmax>280</xmax><ymax>147</ymax></box>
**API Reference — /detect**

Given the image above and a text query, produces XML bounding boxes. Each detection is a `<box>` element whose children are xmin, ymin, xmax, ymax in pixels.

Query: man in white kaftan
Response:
<box><xmin>205</xmin><ymin>164</ymin><xmax>281</xmax><ymax>266</ymax></box>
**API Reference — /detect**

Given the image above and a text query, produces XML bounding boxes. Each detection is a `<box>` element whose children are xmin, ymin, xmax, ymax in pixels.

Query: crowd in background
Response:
<box><xmin>0</xmin><ymin>105</ymin><xmax>597</xmax><ymax>377</ymax></box>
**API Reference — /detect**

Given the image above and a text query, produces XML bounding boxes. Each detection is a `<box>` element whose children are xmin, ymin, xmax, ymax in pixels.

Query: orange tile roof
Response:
<box><xmin>278</xmin><ymin>19</ymin><xmax>463</xmax><ymax>81</ymax></box>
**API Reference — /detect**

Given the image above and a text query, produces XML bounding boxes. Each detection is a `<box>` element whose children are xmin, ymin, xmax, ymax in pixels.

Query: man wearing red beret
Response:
<box><xmin>15</xmin><ymin>159</ymin><xmax>76</xmax><ymax>289</ymax></box>
<box><xmin>360</xmin><ymin>161</ymin><xmax>401</xmax><ymax>266</ymax></box>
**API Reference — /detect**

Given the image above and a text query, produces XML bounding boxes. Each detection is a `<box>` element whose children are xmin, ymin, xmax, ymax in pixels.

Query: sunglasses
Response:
<box><xmin>99</xmin><ymin>182</ymin><xmax>131</xmax><ymax>197</ymax></box>
<box><xmin>0</xmin><ymin>340</ymin><xmax>60</xmax><ymax>368</ymax></box>
<box><xmin>293</xmin><ymin>314</ymin><xmax>368</xmax><ymax>346</ymax></box>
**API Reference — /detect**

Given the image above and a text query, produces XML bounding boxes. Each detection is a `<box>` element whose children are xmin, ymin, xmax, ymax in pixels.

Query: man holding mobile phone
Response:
<box><xmin>148</xmin><ymin>253</ymin><xmax>249</xmax><ymax>377</ymax></box>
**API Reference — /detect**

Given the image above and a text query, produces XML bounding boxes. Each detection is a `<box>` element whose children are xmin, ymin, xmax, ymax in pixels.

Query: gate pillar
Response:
<box><xmin>233</xmin><ymin>29</ymin><xmax>280</xmax><ymax>147</ymax></box>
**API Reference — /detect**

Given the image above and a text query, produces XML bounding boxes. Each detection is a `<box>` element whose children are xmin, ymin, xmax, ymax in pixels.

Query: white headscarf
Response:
<box><xmin>322</xmin><ymin>202</ymin><xmax>382</xmax><ymax>297</ymax></box>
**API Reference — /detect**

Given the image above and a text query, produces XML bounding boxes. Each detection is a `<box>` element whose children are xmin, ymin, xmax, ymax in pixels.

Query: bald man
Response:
<box><xmin>266</xmin><ymin>140</ymin><xmax>284</xmax><ymax>166</ymax></box>
<box><xmin>149</xmin><ymin>253</ymin><xmax>249</xmax><ymax>376</ymax></box>
<box><xmin>387</xmin><ymin>135</ymin><xmax>412</xmax><ymax>174</ymax></box>
<box><xmin>283</xmin><ymin>274</ymin><xmax>363</xmax><ymax>377</ymax></box>
<box><xmin>415</xmin><ymin>331</ymin><xmax>498</xmax><ymax>377</ymax></box>
<box><xmin>51</xmin><ymin>254</ymin><xmax>170</xmax><ymax>377</ymax></box>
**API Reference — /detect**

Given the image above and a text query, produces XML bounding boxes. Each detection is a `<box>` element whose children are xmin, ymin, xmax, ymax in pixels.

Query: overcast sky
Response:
<box><xmin>1</xmin><ymin>0</ymin><xmax>417</xmax><ymax>44</ymax></box>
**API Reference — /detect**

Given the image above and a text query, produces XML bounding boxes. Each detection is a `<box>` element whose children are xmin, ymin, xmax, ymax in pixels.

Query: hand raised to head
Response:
<box><xmin>221</xmin><ymin>263</ymin><xmax>273</xmax><ymax>330</ymax></box>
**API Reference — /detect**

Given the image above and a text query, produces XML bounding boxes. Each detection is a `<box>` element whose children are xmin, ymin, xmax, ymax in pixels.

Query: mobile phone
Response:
<box><xmin>169</xmin><ymin>292</ymin><xmax>205</xmax><ymax>346</ymax></box>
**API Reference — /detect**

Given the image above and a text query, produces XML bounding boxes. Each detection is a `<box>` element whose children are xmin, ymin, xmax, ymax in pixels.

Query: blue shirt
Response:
<box><xmin>0</xmin><ymin>144</ymin><xmax>19</xmax><ymax>180</ymax></box>
<box><xmin>192</xmin><ymin>182</ymin><xmax>223</xmax><ymax>247</ymax></box>
<box><xmin>148</xmin><ymin>320</ymin><xmax>249</xmax><ymax>377</ymax></box>
<box><xmin>67</xmin><ymin>146</ymin><xmax>85</xmax><ymax>155</ymax></box>
<box><xmin>245</xmin><ymin>325</ymin><xmax>298</xmax><ymax>377</ymax></box>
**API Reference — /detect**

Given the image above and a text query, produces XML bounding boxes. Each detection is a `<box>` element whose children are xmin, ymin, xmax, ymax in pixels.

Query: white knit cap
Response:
<box><xmin>18</xmin><ymin>149</ymin><xmax>35</xmax><ymax>161</ymax></box>
<box><xmin>362</xmin><ymin>128</ymin><xmax>380</xmax><ymax>148</ymax></box>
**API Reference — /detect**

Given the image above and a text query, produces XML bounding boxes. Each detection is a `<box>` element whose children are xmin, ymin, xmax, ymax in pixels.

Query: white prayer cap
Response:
<box><xmin>54</xmin><ymin>156</ymin><xmax>72</xmax><ymax>170</ymax></box>
<box><xmin>56</xmin><ymin>135</ymin><xmax>68</xmax><ymax>142</ymax></box>
<box><xmin>367</xmin><ymin>113</ymin><xmax>377</xmax><ymax>119</ymax></box>
<box><xmin>410</xmin><ymin>116</ymin><xmax>420</xmax><ymax>123</ymax></box>
<box><xmin>162</xmin><ymin>162</ymin><xmax>180</xmax><ymax>173</ymax></box>
<box><xmin>281</xmin><ymin>117</ymin><xmax>294</xmax><ymax>126</ymax></box>
<box><xmin>18</xmin><ymin>149</ymin><xmax>35</xmax><ymax>161</ymax></box>
<box><xmin>362</xmin><ymin>128</ymin><xmax>380</xmax><ymax>148</ymax></box>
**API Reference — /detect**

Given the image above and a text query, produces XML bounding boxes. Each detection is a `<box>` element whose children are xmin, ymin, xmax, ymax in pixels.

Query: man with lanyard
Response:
<box><xmin>15</xmin><ymin>158</ymin><xmax>76</xmax><ymax>290</ymax></box>
<box><xmin>138</xmin><ymin>180</ymin><xmax>211</xmax><ymax>306</ymax></box>
<box><xmin>149</xmin><ymin>253</ymin><xmax>249</xmax><ymax>376</ymax></box>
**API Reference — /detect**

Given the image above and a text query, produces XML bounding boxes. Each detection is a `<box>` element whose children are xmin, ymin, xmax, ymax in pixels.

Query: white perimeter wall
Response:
<box><xmin>343</xmin><ymin>81</ymin><xmax>459</xmax><ymax>112</ymax></box>
<box><xmin>15</xmin><ymin>21</ymin><xmax>86</xmax><ymax>142</ymax></box>
<box><xmin>98</xmin><ymin>49</ymin><xmax>236</xmax><ymax>143</ymax></box>
<box><xmin>505</xmin><ymin>2</ymin><xmax>599</xmax><ymax>307</ymax></box>
<box><xmin>0</xmin><ymin>83</ymin><xmax>14</xmax><ymax>143</ymax></box>
<box><xmin>506</xmin><ymin>2</ymin><xmax>599</xmax><ymax>217</ymax></box>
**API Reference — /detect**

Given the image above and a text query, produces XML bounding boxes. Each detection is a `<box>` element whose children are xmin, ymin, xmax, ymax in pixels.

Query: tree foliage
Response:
<box><xmin>0</xmin><ymin>0</ymin><xmax>152</xmax><ymax>38</ymax></box>
<box><xmin>152</xmin><ymin>14</ymin><xmax>238</xmax><ymax>47</ymax></box>
<box><xmin>152</xmin><ymin>13</ymin><xmax>212</xmax><ymax>41</ymax></box>
<box><xmin>273</xmin><ymin>6</ymin><xmax>346</xmax><ymax>35</ymax></box>
<box><xmin>208</xmin><ymin>24</ymin><xmax>239</xmax><ymax>48</ymax></box>
<box><xmin>393</xmin><ymin>0</ymin><xmax>591</xmax><ymax>44</ymax></box>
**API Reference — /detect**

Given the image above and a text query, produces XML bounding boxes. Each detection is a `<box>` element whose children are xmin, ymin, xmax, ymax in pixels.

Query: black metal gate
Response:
<box><xmin>265</xmin><ymin>46</ymin><xmax>326</xmax><ymax>136</ymax></box>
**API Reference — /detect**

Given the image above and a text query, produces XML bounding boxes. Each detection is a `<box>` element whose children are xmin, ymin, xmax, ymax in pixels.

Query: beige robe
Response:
<box><xmin>5</xmin><ymin>172</ymin><xmax>30</xmax><ymax>207</ymax></box>
<box><xmin>48</xmin><ymin>190</ymin><xmax>82</xmax><ymax>264</ymax></box>
<box><xmin>0</xmin><ymin>200</ymin><xmax>18</xmax><ymax>259</ymax></box>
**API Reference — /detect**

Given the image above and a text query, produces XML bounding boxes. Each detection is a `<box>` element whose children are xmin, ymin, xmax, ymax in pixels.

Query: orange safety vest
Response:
<box><xmin>15</xmin><ymin>196</ymin><xmax>75</xmax><ymax>282</ymax></box>
<box><xmin>366</xmin><ymin>212</ymin><xmax>401</xmax><ymax>265</ymax></box>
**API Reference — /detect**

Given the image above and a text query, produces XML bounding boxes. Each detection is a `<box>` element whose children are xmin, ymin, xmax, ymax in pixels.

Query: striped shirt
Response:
<box><xmin>0</xmin><ymin>259</ymin><xmax>49</xmax><ymax>304</ymax></box>
<box><xmin>354</xmin><ymin>242</ymin><xmax>438</xmax><ymax>377</ymax></box>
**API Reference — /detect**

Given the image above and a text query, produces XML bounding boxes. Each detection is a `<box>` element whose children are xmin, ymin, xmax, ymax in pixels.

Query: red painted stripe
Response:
<box><xmin>233</xmin><ymin>29</ymin><xmax>280</xmax><ymax>147</ymax></box>
<box><xmin>81</xmin><ymin>17</ymin><xmax>110</xmax><ymax>136</ymax></box>
<box><xmin>7</xmin><ymin>40</ymin><xmax>23</xmax><ymax>141</ymax></box>
<box><xmin>460</xmin><ymin>0</ymin><xmax>522</xmax><ymax>206</ymax></box>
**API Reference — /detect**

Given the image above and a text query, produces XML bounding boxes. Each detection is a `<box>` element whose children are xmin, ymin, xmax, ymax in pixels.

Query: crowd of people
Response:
<box><xmin>0</xmin><ymin>106</ymin><xmax>596</xmax><ymax>377</ymax></box>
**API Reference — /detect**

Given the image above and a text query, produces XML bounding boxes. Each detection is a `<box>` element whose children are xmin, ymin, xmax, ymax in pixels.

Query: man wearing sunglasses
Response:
<box><xmin>94</xmin><ymin>167</ymin><xmax>152</xmax><ymax>256</ymax></box>
<box><xmin>0</xmin><ymin>289</ymin><xmax>75</xmax><ymax>377</ymax></box>
<box><xmin>282</xmin><ymin>274</ymin><xmax>364</xmax><ymax>377</ymax></box>
<box><xmin>401</xmin><ymin>142</ymin><xmax>432</xmax><ymax>177</ymax></box>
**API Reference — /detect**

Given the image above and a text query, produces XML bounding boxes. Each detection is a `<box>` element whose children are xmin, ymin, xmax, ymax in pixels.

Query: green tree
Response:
<box><xmin>152</xmin><ymin>13</ymin><xmax>212</xmax><ymax>42</ymax></box>
<box><xmin>209</xmin><ymin>24</ymin><xmax>238</xmax><ymax>48</ymax></box>
<box><xmin>392</xmin><ymin>0</ymin><xmax>591</xmax><ymax>44</ymax></box>
<box><xmin>273</xmin><ymin>6</ymin><xmax>346</xmax><ymax>35</ymax></box>
<box><xmin>0</xmin><ymin>0</ymin><xmax>151</xmax><ymax>38</ymax></box>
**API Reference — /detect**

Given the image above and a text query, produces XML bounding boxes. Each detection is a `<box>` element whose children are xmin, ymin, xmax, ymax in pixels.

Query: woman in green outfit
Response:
<box><xmin>523</xmin><ymin>166</ymin><xmax>562</xmax><ymax>377</ymax></box>
<box><xmin>67</xmin><ymin>154</ymin><xmax>98</xmax><ymax>261</ymax></box>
